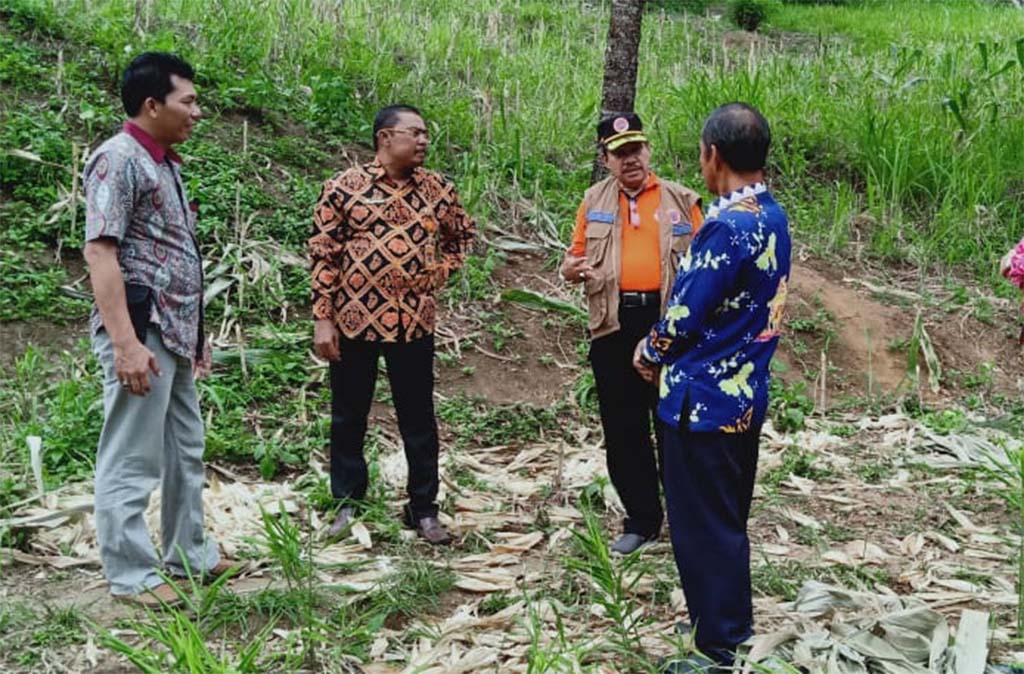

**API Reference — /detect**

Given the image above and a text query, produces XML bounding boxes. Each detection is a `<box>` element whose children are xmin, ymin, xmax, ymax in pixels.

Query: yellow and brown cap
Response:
<box><xmin>598</xmin><ymin>112</ymin><xmax>648</xmax><ymax>151</ymax></box>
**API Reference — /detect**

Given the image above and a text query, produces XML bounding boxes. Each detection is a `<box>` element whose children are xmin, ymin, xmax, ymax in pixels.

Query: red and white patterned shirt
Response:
<box><xmin>83</xmin><ymin>122</ymin><xmax>204</xmax><ymax>361</ymax></box>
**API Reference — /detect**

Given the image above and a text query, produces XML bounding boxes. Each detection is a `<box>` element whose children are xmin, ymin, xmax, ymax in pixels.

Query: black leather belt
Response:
<box><xmin>620</xmin><ymin>291</ymin><xmax>660</xmax><ymax>308</ymax></box>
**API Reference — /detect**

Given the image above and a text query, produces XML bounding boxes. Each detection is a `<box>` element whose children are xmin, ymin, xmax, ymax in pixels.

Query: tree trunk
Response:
<box><xmin>591</xmin><ymin>0</ymin><xmax>646</xmax><ymax>184</ymax></box>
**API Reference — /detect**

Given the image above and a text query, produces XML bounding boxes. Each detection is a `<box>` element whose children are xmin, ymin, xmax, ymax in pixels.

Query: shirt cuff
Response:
<box><xmin>312</xmin><ymin>297</ymin><xmax>335</xmax><ymax>321</ymax></box>
<box><xmin>641</xmin><ymin>338</ymin><xmax>661</xmax><ymax>365</ymax></box>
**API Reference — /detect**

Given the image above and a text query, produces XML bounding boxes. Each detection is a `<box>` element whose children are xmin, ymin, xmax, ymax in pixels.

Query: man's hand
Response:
<box><xmin>632</xmin><ymin>338</ymin><xmax>658</xmax><ymax>385</ymax></box>
<box><xmin>193</xmin><ymin>339</ymin><xmax>213</xmax><ymax>380</ymax></box>
<box><xmin>560</xmin><ymin>254</ymin><xmax>594</xmax><ymax>284</ymax></box>
<box><xmin>314</xmin><ymin>319</ymin><xmax>341</xmax><ymax>361</ymax></box>
<box><xmin>114</xmin><ymin>338</ymin><xmax>161</xmax><ymax>396</ymax></box>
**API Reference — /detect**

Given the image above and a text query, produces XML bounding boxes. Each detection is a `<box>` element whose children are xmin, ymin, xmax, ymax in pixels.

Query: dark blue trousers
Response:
<box><xmin>661</xmin><ymin>421</ymin><xmax>760</xmax><ymax>665</ymax></box>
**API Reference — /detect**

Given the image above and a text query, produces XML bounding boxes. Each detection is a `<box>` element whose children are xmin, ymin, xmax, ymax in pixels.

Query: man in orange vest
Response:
<box><xmin>561</xmin><ymin>112</ymin><xmax>703</xmax><ymax>555</ymax></box>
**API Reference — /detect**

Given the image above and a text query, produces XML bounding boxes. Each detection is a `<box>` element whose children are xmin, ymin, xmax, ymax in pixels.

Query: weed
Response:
<box><xmin>762</xmin><ymin>447</ymin><xmax>833</xmax><ymax>489</ymax></box>
<box><xmin>752</xmin><ymin>558</ymin><xmax>814</xmax><ymax>602</ymax></box>
<box><xmin>769</xmin><ymin>379</ymin><xmax>814</xmax><ymax>432</ymax></box>
<box><xmin>0</xmin><ymin>603</ymin><xmax>87</xmax><ymax>667</ymax></box>
<box><xmin>919</xmin><ymin>408</ymin><xmax>970</xmax><ymax>435</ymax></box>
<box><xmin>856</xmin><ymin>460</ymin><xmax>893</xmax><ymax>484</ymax></box>
<box><xmin>437</xmin><ymin>393</ymin><xmax>568</xmax><ymax>448</ymax></box>
<box><xmin>563</xmin><ymin>508</ymin><xmax>655</xmax><ymax>671</ymax></box>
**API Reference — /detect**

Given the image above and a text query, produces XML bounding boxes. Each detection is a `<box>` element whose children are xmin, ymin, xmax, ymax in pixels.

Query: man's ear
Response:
<box><xmin>142</xmin><ymin>97</ymin><xmax>160</xmax><ymax>118</ymax></box>
<box><xmin>600</xmin><ymin>149</ymin><xmax>611</xmax><ymax>169</ymax></box>
<box><xmin>708</xmin><ymin>143</ymin><xmax>722</xmax><ymax>168</ymax></box>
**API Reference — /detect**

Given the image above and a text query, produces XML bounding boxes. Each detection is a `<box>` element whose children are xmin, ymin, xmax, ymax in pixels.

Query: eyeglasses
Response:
<box><xmin>388</xmin><ymin>127</ymin><xmax>430</xmax><ymax>141</ymax></box>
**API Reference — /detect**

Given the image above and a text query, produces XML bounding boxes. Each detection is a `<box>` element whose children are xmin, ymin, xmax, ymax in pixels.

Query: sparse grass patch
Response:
<box><xmin>752</xmin><ymin>558</ymin><xmax>891</xmax><ymax>602</ymax></box>
<box><xmin>856</xmin><ymin>460</ymin><xmax>893</xmax><ymax>484</ymax></box>
<box><xmin>762</xmin><ymin>447</ymin><xmax>834</xmax><ymax>489</ymax></box>
<box><xmin>0</xmin><ymin>603</ymin><xmax>87</xmax><ymax>668</ymax></box>
<box><xmin>438</xmin><ymin>393</ymin><xmax>569</xmax><ymax>449</ymax></box>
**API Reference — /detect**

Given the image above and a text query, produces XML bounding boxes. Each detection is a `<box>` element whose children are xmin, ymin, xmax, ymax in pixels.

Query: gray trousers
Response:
<box><xmin>92</xmin><ymin>327</ymin><xmax>219</xmax><ymax>596</ymax></box>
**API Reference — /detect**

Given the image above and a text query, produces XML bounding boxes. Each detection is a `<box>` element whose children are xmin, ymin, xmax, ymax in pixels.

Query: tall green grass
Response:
<box><xmin>772</xmin><ymin>0</ymin><xmax>1024</xmax><ymax>49</ymax></box>
<box><xmin>4</xmin><ymin>0</ymin><xmax>1024</xmax><ymax>282</ymax></box>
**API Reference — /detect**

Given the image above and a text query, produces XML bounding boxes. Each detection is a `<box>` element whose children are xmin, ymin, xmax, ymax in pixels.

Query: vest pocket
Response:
<box><xmin>584</xmin><ymin>273</ymin><xmax>607</xmax><ymax>331</ymax></box>
<box><xmin>584</xmin><ymin>220</ymin><xmax>613</xmax><ymax>267</ymax></box>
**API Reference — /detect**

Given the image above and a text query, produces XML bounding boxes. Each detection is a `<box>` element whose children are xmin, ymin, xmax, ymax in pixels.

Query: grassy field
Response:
<box><xmin>2</xmin><ymin>0</ymin><xmax>1024</xmax><ymax>671</ymax></box>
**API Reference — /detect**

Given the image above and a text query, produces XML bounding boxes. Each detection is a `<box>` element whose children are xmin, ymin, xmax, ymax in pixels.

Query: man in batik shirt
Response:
<box><xmin>83</xmin><ymin>52</ymin><xmax>234</xmax><ymax>607</ymax></box>
<box><xmin>634</xmin><ymin>103</ymin><xmax>791</xmax><ymax>671</ymax></box>
<box><xmin>310</xmin><ymin>104</ymin><xmax>475</xmax><ymax>545</ymax></box>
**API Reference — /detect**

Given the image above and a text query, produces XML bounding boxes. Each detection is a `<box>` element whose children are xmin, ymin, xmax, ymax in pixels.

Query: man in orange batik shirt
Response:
<box><xmin>310</xmin><ymin>104</ymin><xmax>475</xmax><ymax>545</ymax></box>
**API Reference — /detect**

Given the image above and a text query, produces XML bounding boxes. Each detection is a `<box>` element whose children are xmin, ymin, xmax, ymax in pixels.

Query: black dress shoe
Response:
<box><xmin>411</xmin><ymin>516</ymin><xmax>451</xmax><ymax>545</ymax></box>
<box><xmin>327</xmin><ymin>506</ymin><xmax>355</xmax><ymax>539</ymax></box>
<box><xmin>610</xmin><ymin>532</ymin><xmax>651</xmax><ymax>555</ymax></box>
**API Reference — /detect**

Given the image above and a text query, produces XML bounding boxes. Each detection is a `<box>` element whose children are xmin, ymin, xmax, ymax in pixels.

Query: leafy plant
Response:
<box><xmin>729</xmin><ymin>0</ymin><xmax>778</xmax><ymax>31</ymax></box>
<box><xmin>769</xmin><ymin>378</ymin><xmax>814</xmax><ymax>432</ymax></box>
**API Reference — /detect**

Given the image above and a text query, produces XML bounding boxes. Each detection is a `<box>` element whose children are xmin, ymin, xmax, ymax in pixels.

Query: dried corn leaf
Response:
<box><xmin>350</xmin><ymin>521</ymin><xmax>373</xmax><ymax>550</ymax></box>
<box><xmin>490</xmin><ymin>531</ymin><xmax>544</xmax><ymax>553</ymax></box>
<box><xmin>455</xmin><ymin>569</ymin><xmax>518</xmax><ymax>593</ymax></box>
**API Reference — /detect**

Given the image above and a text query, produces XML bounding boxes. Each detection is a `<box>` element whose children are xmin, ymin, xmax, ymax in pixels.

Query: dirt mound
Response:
<box><xmin>435</xmin><ymin>252</ymin><xmax>577</xmax><ymax>407</ymax></box>
<box><xmin>780</xmin><ymin>261</ymin><xmax>1023</xmax><ymax>401</ymax></box>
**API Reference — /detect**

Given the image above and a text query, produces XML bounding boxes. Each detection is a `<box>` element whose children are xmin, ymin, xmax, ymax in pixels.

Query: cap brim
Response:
<box><xmin>604</xmin><ymin>131</ymin><xmax>648</xmax><ymax>151</ymax></box>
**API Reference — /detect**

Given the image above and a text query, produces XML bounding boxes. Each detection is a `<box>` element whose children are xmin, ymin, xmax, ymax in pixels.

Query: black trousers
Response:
<box><xmin>329</xmin><ymin>335</ymin><xmax>439</xmax><ymax>521</ymax></box>
<box><xmin>589</xmin><ymin>302</ymin><xmax>663</xmax><ymax>538</ymax></box>
<box><xmin>661</xmin><ymin>422</ymin><xmax>760</xmax><ymax>665</ymax></box>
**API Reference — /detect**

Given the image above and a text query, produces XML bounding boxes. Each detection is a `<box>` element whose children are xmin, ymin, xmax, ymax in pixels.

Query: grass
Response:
<box><xmin>437</xmin><ymin>393</ymin><xmax>571</xmax><ymax>449</ymax></box>
<box><xmin>2</xmin><ymin>0</ymin><xmax>1024</xmax><ymax>286</ymax></box>
<box><xmin>772</xmin><ymin>0</ymin><xmax>1024</xmax><ymax>49</ymax></box>
<box><xmin>0</xmin><ymin>603</ymin><xmax>87</xmax><ymax>668</ymax></box>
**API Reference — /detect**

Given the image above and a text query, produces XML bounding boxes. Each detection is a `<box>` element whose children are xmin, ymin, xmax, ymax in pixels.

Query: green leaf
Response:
<box><xmin>500</xmin><ymin>288</ymin><xmax>586</xmax><ymax>322</ymax></box>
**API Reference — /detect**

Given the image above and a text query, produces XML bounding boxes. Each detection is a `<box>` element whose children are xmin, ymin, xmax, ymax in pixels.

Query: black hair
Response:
<box><xmin>121</xmin><ymin>52</ymin><xmax>195</xmax><ymax>117</ymax></box>
<box><xmin>700</xmin><ymin>102</ymin><xmax>771</xmax><ymax>173</ymax></box>
<box><xmin>372</xmin><ymin>104</ymin><xmax>424</xmax><ymax>150</ymax></box>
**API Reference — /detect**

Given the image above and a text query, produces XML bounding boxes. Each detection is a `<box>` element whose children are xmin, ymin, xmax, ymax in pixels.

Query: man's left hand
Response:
<box><xmin>193</xmin><ymin>339</ymin><xmax>213</xmax><ymax>380</ymax></box>
<box><xmin>632</xmin><ymin>338</ymin><xmax>658</xmax><ymax>385</ymax></box>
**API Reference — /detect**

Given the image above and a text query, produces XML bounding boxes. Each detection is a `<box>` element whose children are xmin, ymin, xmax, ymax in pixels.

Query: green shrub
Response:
<box><xmin>728</xmin><ymin>0</ymin><xmax>777</xmax><ymax>31</ymax></box>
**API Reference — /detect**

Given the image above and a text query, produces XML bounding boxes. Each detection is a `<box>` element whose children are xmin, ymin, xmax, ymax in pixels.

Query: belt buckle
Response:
<box><xmin>621</xmin><ymin>291</ymin><xmax>652</xmax><ymax>308</ymax></box>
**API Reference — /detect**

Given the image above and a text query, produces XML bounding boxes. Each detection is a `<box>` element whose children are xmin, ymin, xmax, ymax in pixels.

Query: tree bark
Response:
<box><xmin>592</xmin><ymin>0</ymin><xmax>646</xmax><ymax>184</ymax></box>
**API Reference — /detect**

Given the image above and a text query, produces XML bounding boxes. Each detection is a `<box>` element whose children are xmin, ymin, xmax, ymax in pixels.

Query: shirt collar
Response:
<box><xmin>706</xmin><ymin>181</ymin><xmax>766</xmax><ymax>219</ymax></box>
<box><xmin>366</xmin><ymin>158</ymin><xmax>424</xmax><ymax>186</ymax></box>
<box><xmin>123</xmin><ymin>121</ymin><xmax>182</xmax><ymax>164</ymax></box>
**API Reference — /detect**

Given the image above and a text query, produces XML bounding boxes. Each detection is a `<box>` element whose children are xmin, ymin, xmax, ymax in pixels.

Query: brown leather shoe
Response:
<box><xmin>413</xmin><ymin>516</ymin><xmax>451</xmax><ymax>545</ymax></box>
<box><xmin>327</xmin><ymin>506</ymin><xmax>355</xmax><ymax>539</ymax></box>
<box><xmin>117</xmin><ymin>582</ymin><xmax>183</xmax><ymax>608</ymax></box>
<box><xmin>203</xmin><ymin>558</ymin><xmax>242</xmax><ymax>584</ymax></box>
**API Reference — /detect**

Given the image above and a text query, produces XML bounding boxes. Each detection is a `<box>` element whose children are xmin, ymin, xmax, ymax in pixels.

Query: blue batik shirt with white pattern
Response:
<box><xmin>641</xmin><ymin>183</ymin><xmax>791</xmax><ymax>432</ymax></box>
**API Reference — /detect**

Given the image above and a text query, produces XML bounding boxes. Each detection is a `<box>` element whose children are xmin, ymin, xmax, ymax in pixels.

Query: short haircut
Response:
<box><xmin>701</xmin><ymin>102</ymin><xmax>771</xmax><ymax>173</ymax></box>
<box><xmin>372</xmin><ymin>104</ymin><xmax>423</xmax><ymax>150</ymax></box>
<box><xmin>121</xmin><ymin>52</ymin><xmax>195</xmax><ymax>117</ymax></box>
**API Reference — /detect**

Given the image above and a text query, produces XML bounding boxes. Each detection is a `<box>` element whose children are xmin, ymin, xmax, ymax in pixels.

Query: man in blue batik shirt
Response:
<box><xmin>633</xmin><ymin>103</ymin><xmax>791</xmax><ymax>672</ymax></box>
